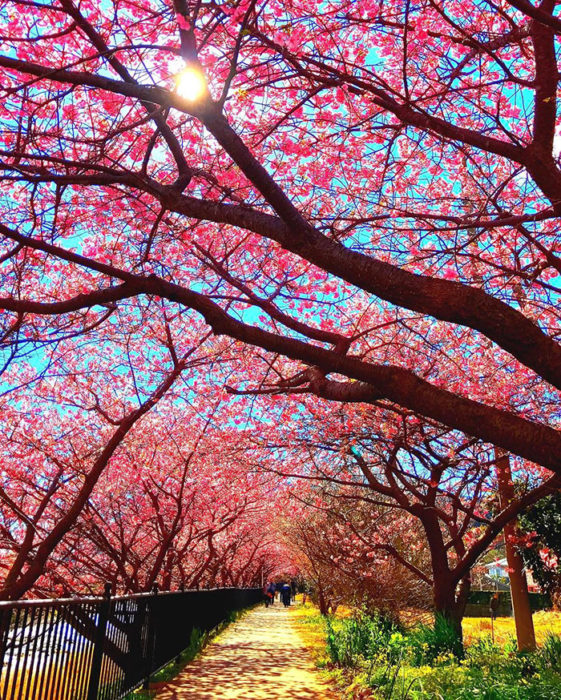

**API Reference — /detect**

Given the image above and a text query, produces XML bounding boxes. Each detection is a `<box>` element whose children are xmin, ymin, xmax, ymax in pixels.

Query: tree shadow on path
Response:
<box><xmin>155</xmin><ymin>604</ymin><xmax>336</xmax><ymax>699</ymax></box>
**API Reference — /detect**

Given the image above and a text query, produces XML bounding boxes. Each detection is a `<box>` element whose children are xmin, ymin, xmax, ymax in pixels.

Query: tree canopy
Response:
<box><xmin>0</xmin><ymin>0</ymin><xmax>560</xmax><ymax>601</ymax></box>
<box><xmin>0</xmin><ymin>0</ymin><xmax>559</xmax><ymax>467</ymax></box>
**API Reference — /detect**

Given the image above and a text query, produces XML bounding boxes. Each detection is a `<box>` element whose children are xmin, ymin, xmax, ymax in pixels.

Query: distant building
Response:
<box><xmin>485</xmin><ymin>557</ymin><xmax>509</xmax><ymax>580</ymax></box>
<box><xmin>482</xmin><ymin>558</ymin><xmax>539</xmax><ymax>592</ymax></box>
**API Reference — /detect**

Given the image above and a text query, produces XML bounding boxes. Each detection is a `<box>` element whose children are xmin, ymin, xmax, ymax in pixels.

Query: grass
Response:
<box><xmin>292</xmin><ymin>599</ymin><xmax>333</xmax><ymax>667</ymax></box>
<box><xmin>294</xmin><ymin>603</ymin><xmax>561</xmax><ymax>699</ymax></box>
<box><xmin>294</xmin><ymin>601</ymin><xmax>331</xmax><ymax>644</ymax></box>
<box><xmin>463</xmin><ymin>610</ymin><xmax>561</xmax><ymax>646</ymax></box>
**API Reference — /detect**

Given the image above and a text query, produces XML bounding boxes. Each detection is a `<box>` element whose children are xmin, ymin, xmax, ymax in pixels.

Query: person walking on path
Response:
<box><xmin>280</xmin><ymin>581</ymin><xmax>291</xmax><ymax>607</ymax></box>
<box><xmin>264</xmin><ymin>581</ymin><xmax>275</xmax><ymax>607</ymax></box>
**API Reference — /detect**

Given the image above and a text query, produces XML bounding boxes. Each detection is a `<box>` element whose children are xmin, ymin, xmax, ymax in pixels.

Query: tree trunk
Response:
<box><xmin>495</xmin><ymin>449</ymin><xmax>536</xmax><ymax>651</ymax></box>
<box><xmin>433</xmin><ymin>582</ymin><xmax>465</xmax><ymax>655</ymax></box>
<box><xmin>317</xmin><ymin>581</ymin><xmax>329</xmax><ymax>616</ymax></box>
<box><xmin>421</xmin><ymin>510</ymin><xmax>467</xmax><ymax>653</ymax></box>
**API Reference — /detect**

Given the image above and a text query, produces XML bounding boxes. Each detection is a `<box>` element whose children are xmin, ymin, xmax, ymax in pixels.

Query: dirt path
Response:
<box><xmin>154</xmin><ymin>603</ymin><xmax>336</xmax><ymax>699</ymax></box>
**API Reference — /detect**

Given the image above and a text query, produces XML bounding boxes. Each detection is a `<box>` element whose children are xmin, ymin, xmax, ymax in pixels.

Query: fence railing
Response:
<box><xmin>0</xmin><ymin>586</ymin><xmax>263</xmax><ymax>700</ymax></box>
<box><xmin>464</xmin><ymin>589</ymin><xmax>552</xmax><ymax>617</ymax></box>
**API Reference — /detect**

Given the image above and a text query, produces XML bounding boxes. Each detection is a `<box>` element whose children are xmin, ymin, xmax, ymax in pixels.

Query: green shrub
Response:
<box><xmin>407</xmin><ymin>614</ymin><xmax>463</xmax><ymax>665</ymax></box>
<box><xmin>540</xmin><ymin>633</ymin><xmax>561</xmax><ymax>670</ymax></box>
<box><xmin>325</xmin><ymin>610</ymin><xmax>403</xmax><ymax>667</ymax></box>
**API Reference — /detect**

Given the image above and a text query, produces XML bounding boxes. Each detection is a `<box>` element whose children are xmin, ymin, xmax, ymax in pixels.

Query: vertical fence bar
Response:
<box><xmin>75</xmin><ymin>602</ymin><xmax>96</xmax><ymax>700</ymax></box>
<box><xmin>142</xmin><ymin>584</ymin><xmax>158</xmax><ymax>690</ymax></box>
<box><xmin>59</xmin><ymin>605</ymin><xmax>80</xmax><ymax>700</ymax></box>
<box><xmin>25</xmin><ymin>606</ymin><xmax>43</xmax><ymax>700</ymax></box>
<box><xmin>50</xmin><ymin>607</ymin><xmax>67</xmax><ymax>700</ymax></box>
<box><xmin>86</xmin><ymin>583</ymin><xmax>112</xmax><ymax>700</ymax></box>
<box><xmin>35</xmin><ymin>605</ymin><xmax>56</xmax><ymax>700</ymax></box>
<box><xmin>14</xmin><ymin>605</ymin><xmax>31</xmax><ymax>700</ymax></box>
<box><xmin>44</xmin><ymin>605</ymin><xmax>66</xmax><ymax>700</ymax></box>
<box><xmin>5</xmin><ymin>607</ymin><xmax>22</xmax><ymax>700</ymax></box>
<box><xmin>0</xmin><ymin>607</ymin><xmax>10</xmax><ymax>699</ymax></box>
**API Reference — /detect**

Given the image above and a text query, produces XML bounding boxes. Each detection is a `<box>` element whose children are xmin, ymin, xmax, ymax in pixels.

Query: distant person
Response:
<box><xmin>281</xmin><ymin>582</ymin><xmax>291</xmax><ymax>607</ymax></box>
<box><xmin>265</xmin><ymin>581</ymin><xmax>276</xmax><ymax>607</ymax></box>
<box><xmin>267</xmin><ymin>581</ymin><xmax>276</xmax><ymax>606</ymax></box>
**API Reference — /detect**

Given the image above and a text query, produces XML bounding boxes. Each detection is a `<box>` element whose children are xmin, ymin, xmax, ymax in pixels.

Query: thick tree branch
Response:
<box><xmin>1</xmin><ymin>58</ymin><xmax>560</xmax><ymax>390</ymax></box>
<box><xmin>0</xmin><ymin>224</ymin><xmax>560</xmax><ymax>470</ymax></box>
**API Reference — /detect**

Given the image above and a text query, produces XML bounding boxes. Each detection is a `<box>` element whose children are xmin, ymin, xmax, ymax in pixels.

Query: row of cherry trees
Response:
<box><xmin>0</xmin><ymin>306</ymin><xmax>291</xmax><ymax>598</ymax></box>
<box><xmin>0</xmin><ymin>397</ymin><xmax>289</xmax><ymax>598</ymax></box>
<box><xmin>251</xmin><ymin>394</ymin><xmax>557</xmax><ymax>639</ymax></box>
<box><xmin>28</xmin><ymin>417</ymin><xmax>285</xmax><ymax>596</ymax></box>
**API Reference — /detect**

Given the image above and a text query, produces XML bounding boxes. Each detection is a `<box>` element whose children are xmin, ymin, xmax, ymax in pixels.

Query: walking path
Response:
<box><xmin>154</xmin><ymin>602</ymin><xmax>337</xmax><ymax>699</ymax></box>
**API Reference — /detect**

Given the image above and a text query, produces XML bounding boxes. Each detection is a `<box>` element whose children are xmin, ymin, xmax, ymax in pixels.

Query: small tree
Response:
<box><xmin>519</xmin><ymin>489</ymin><xmax>561</xmax><ymax>608</ymax></box>
<box><xmin>286</xmin><ymin>491</ymin><xmax>431</xmax><ymax>618</ymax></box>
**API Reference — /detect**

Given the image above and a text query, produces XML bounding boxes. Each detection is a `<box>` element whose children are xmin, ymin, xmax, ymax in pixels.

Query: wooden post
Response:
<box><xmin>495</xmin><ymin>449</ymin><xmax>536</xmax><ymax>651</ymax></box>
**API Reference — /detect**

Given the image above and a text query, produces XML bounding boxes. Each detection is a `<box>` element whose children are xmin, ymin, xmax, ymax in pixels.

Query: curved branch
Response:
<box><xmin>1</xmin><ymin>57</ymin><xmax>561</xmax><ymax>389</ymax></box>
<box><xmin>0</xmin><ymin>225</ymin><xmax>560</xmax><ymax>470</ymax></box>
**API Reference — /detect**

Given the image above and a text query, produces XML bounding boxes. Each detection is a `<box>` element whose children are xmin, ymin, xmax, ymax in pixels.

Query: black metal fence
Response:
<box><xmin>464</xmin><ymin>589</ymin><xmax>552</xmax><ymax>617</ymax></box>
<box><xmin>0</xmin><ymin>586</ymin><xmax>262</xmax><ymax>700</ymax></box>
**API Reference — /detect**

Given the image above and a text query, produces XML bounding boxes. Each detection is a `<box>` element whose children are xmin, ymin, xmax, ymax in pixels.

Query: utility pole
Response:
<box><xmin>495</xmin><ymin>449</ymin><xmax>536</xmax><ymax>651</ymax></box>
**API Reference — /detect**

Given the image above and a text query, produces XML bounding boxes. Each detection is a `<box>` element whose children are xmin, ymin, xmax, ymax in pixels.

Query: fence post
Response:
<box><xmin>143</xmin><ymin>583</ymin><xmax>158</xmax><ymax>690</ymax></box>
<box><xmin>0</xmin><ymin>607</ymin><xmax>11</xmax><ymax>685</ymax></box>
<box><xmin>86</xmin><ymin>583</ymin><xmax>112</xmax><ymax>700</ymax></box>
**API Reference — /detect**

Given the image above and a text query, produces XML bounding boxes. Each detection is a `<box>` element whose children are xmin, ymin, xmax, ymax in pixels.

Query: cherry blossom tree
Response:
<box><xmin>0</xmin><ymin>381</ymin><xmax>290</xmax><ymax>597</ymax></box>
<box><xmin>0</xmin><ymin>284</ymin><xmax>240</xmax><ymax>598</ymax></box>
<box><xmin>0</xmin><ymin>327</ymin><xmax>213</xmax><ymax>599</ymax></box>
<box><xmin>2</xmin><ymin>0</ymin><xmax>561</xmax><ymax>630</ymax></box>
<box><xmin>285</xmin><ymin>488</ymin><xmax>431</xmax><ymax>617</ymax></box>
<box><xmin>0</xmin><ymin>283</ymin><xmax>291</xmax><ymax>598</ymax></box>
<box><xmin>254</xmin><ymin>398</ymin><xmax>559</xmax><ymax>640</ymax></box>
<box><xmin>34</xmin><ymin>416</ymin><xmax>283</xmax><ymax>595</ymax></box>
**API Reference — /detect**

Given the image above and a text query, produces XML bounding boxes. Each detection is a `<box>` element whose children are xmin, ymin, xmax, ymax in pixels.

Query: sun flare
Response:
<box><xmin>175</xmin><ymin>65</ymin><xmax>207</xmax><ymax>101</ymax></box>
